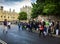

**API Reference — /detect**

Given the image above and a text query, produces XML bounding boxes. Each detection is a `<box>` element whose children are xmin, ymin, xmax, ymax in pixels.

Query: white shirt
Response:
<box><xmin>8</xmin><ymin>22</ymin><xmax>11</xmax><ymax>25</ymax></box>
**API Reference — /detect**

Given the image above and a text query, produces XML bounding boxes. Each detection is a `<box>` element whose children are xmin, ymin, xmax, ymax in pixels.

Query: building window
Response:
<box><xmin>4</xmin><ymin>16</ymin><xmax>6</xmax><ymax>18</ymax></box>
<box><xmin>13</xmin><ymin>17</ymin><xmax>15</xmax><ymax>18</ymax></box>
<box><xmin>1</xmin><ymin>16</ymin><xmax>2</xmax><ymax>18</ymax></box>
<box><xmin>8</xmin><ymin>16</ymin><xmax>9</xmax><ymax>18</ymax></box>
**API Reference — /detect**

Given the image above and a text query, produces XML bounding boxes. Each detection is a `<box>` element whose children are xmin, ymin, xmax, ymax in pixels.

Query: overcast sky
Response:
<box><xmin>0</xmin><ymin>0</ymin><xmax>36</xmax><ymax>13</ymax></box>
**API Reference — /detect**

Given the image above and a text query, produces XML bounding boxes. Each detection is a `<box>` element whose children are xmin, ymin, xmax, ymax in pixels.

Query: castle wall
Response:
<box><xmin>0</xmin><ymin>6</ymin><xmax>19</xmax><ymax>21</ymax></box>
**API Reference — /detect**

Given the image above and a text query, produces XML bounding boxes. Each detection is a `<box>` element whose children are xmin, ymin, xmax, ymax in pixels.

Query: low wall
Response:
<box><xmin>38</xmin><ymin>15</ymin><xmax>60</xmax><ymax>21</ymax></box>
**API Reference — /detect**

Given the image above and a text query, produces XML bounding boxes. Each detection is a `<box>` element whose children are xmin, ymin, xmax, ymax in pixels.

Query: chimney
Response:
<box><xmin>13</xmin><ymin>9</ymin><xmax>15</xmax><ymax>12</ymax></box>
<box><xmin>0</xmin><ymin>6</ymin><xmax>3</xmax><ymax>11</ymax></box>
<box><xmin>9</xmin><ymin>8</ymin><xmax>11</xmax><ymax>12</ymax></box>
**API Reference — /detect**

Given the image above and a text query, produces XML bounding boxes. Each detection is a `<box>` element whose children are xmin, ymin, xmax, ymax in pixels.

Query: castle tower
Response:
<box><xmin>0</xmin><ymin>6</ymin><xmax>3</xmax><ymax>11</ymax></box>
<box><xmin>13</xmin><ymin>9</ymin><xmax>15</xmax><ymax>12</ymax></box>
<box><xmin>9</xmin><ymin>8</ymin><xmax>11</xmax><ymax>12</ymax></box>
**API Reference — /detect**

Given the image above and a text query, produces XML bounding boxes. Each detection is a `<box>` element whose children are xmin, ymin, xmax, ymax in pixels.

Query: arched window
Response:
<box><xmin>8</xmin><ymin>16</ymin><xmax>9</xmax><ymax>18</ymax></box>
<box><xmin>4</xmin><ymin>16</ymin><xmax>6</xmax><ymax>18</ymax></box>
<box><xmin>1</xmin><ymin>16</ymin><xmax>2</xmax><ymax>18</ymax></box>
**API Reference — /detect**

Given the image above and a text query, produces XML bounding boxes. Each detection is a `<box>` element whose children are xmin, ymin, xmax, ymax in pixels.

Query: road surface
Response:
<box><xmin>0</xmin><ymin>25</ymin><xmax>60</xmax><ymax>44</ymax></box>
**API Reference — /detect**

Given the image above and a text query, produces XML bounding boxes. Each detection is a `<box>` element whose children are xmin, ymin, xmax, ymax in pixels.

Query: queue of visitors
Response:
<box><xmin>25</xmin><ymin>19</ymin><xmax>60</xmax><ymax>37</ymax></box>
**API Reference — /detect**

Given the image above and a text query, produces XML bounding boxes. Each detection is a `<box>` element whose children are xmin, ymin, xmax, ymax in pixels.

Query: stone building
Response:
<box><xmin>20</xmin><ymin>6</ymin><xmax>32</xmax><ymax>20</ymax></box>
<box><xmin>0</xmin><ymin>6</ymin><xmax>19</xmax><ymax>22</ymax></box>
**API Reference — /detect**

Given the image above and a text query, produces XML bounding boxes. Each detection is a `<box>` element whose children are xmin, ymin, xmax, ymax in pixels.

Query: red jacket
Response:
<box><xmin>39</xmin><ymin>25</ymin><xmax>44</xmax><ymax>30</ymax></box>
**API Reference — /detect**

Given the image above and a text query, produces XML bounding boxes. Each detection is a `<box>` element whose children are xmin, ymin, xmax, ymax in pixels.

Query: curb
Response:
<box><xmin>52</xmin><ymin>34</ymin><xmax>60</xmax><ymax>38</ymax></box>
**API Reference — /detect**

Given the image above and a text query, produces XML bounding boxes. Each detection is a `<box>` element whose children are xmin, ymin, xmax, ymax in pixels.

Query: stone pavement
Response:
<box><xmin>0</xmin><ymin>25</ymin><xmax>60</xmax><ymax>44</ymax></box>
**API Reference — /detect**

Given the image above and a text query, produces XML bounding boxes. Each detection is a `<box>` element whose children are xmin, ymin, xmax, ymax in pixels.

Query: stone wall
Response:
<box><xmin>38</xmin><ymin>15</ymin><xmax>60</xmax><ymax>22</ymax></box>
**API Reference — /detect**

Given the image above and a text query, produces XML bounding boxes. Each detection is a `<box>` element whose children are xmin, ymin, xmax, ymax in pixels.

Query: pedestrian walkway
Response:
<box><xmin>53</xmin><ymin>34</ymin><xmax>60</xmax><ymax>38</ymax></box>
<box><xmin>32</xmin><ymin>29</ymin><xmax>60</xmax><ymax>38</ymax></box>
<box><xmin>0</xmin><ymin>25</ymin><xmax>60</xmax><ymax>44</ymax></box>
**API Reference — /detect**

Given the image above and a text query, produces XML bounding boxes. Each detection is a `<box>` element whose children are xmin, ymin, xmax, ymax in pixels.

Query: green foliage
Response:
<box><xmin>43</xmin><ymin>4</ymin><xmax>56</xmax><ymax>15</ymax></box>
<box><xmin>31</xmin><ymin>0</ymin><xmax>60</xmax><ymax>18</ymax></box>
<box><xmin>31</xmin><ymin>3</ymin><xmax>44</xmax><ymax>18</ymax></box>
<box><xmin>18</xmin><ymin>12</ymin><xmax>27</xmax><ymax>20</ymax></box>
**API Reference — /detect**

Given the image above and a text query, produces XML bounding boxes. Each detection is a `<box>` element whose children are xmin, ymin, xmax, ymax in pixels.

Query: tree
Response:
<box><xmin>43</xmin><ymin>4</ymin><xmax>56</xmax><ymax>15</ymax></box>
<box><xmin>31</xmin><ymin>0</ymin><xmax>60</xmax><ymax>18</ymax></box>
<box><xmin>18</xmin><ymin>12</ymin><xmax>27</xmax><ymax>20</ymax></box>
<box><xmin>43</xmin><ymin>0</ymin><xmax>60</xmax><ymax>15</ymax></box>
<box><xmin>31</xmin><ymin>0</ymin><xmax>45</xmax><ymax>18</ymax></box>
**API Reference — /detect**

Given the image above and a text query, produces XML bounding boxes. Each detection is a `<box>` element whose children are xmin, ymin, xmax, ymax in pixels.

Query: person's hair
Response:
<box><xmin>57</xmin><ymin>21</ymin><xmax>59</xmax><ymax>23</ymax></box>
<box><xmin>4</xmin><ymin>19</ymin><xmax>7</xmax><ymax>21</ymax></box>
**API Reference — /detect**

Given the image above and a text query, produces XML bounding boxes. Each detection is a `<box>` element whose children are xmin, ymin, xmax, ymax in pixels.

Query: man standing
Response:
<box><xmin>55</xmin><ymin>21</ymin><xmax>59</xmax><ymax>36</ymax></box>
<box><xmin>3</xmin><ymin>19</ymin><xmax>8</xmax><ymax>33</ymax></box>
<box><xmin>39</xmin><ymin>21</ymin><xmax>44</xmax><ymax>37</ymax></box>
<box><xmin>18</xmin><ymin>21</ymin><xmax>21</xmax><ymax>30</ymax></box>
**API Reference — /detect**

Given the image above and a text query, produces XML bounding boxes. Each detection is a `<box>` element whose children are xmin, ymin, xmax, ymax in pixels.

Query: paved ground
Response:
<box><xmin>0</xmin><ymin>25</ymin><xmax>60</xmax><ymax>44</ymax></box>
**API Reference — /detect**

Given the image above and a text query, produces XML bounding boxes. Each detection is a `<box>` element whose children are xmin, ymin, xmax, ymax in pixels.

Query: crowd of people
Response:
<box><xmin>18</xmin><ymin>19</ymin><xmax>60</xmax><ymax>37</ymax></box>
<box><xmin>3</xmin><ymin>19</ymin><xmax>60</xmax><ymax>37</ymax></box>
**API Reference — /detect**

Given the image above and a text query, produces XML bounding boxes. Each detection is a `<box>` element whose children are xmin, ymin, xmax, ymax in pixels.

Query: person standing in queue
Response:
<box><xmin>55</xmin><ymin>21</ymin><xmax>59</xmax><ymax>36</ymax></box>
<box><xmin>39</xmin><ymin>21</ymin><xmax>44</xmax><ymax>37</ymax></box>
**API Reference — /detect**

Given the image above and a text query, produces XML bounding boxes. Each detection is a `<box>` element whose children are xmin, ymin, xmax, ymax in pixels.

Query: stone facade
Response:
<box><xmin>0</xmin><ymin>6</ymin><xmax>19</xmax><ymax>21</ymax></box>
<box><xmin>20</xmin><ymin>6</ymin><xmax>32</xmax><ymax>20</ymax></box>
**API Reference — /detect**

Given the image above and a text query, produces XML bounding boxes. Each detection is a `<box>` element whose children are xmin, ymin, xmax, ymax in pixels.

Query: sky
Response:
<box><xmin>0</xmin><ymin>0</ymin><xmax>36</xmax><ymax>13</ymax></box>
